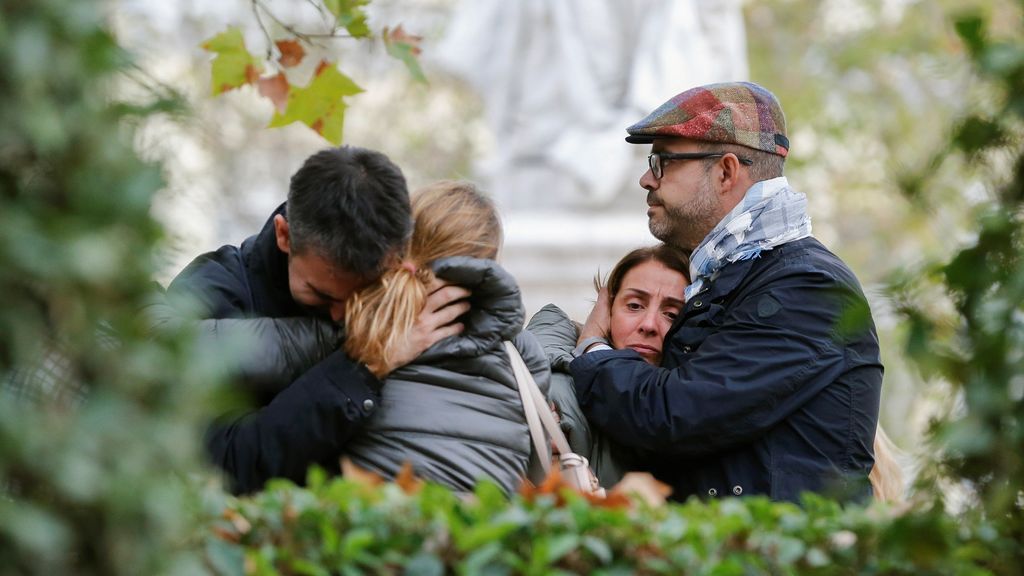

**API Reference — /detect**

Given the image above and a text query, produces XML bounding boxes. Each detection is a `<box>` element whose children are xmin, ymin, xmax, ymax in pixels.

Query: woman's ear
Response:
<box><xmin>273</xmin><ymin>214</ymin><xmax>291</xmax><ymax>254</ymax></box>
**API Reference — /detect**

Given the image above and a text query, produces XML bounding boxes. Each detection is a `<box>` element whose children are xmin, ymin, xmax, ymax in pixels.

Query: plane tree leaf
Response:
<box><xmin>201</xmin><ymin>27</ymin><xmax>263</xmax><ymax>95</ymax></box>
<box><xmin>383</xmin><ymin>25</ymin><xmax>426</xmax><ymax>83</ymax></box>
<box><xmin>324</xmin><ymin>0</ymin><xmax>372</xmax><ymax>38</ymax></box>
<box><xmin>275</xmin><ymin>39</ymin><xmax>306</xmax><ymax>68</ymax></box>
<box><xmin>268</xmin><ymin>60</ymin><xmax>363</xmax><ymax>144</ymax></box>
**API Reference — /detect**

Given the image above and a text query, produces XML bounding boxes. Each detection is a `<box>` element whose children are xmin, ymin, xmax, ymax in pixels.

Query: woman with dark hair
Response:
<box><xmin>527</xmin><ymin>244</ymin><xmax>691</xmax><ymax>486</ymax></box>
<box><xmin>529</xmin><ymin>245</ymin><xmax>904</xmax><ymax>501</ymax></box>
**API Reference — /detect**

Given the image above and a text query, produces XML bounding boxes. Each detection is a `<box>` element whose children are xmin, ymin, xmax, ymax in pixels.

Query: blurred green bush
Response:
<box><xmin>0</xmin><ymin>0</ymin><xmax>227</xmax><ymax>574</ymax></box>
<box><xmin>202</xmin><ymin>472</ymin><xmax>1016</xmax><ymax>576</ymax></box>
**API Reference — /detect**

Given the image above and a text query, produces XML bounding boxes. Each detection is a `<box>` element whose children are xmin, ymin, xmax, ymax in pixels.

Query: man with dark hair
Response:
<box><xmin>571</xmin><ymin>82</ymin><xmax>883</xmax><ymax>502</ymax></box>
<box><xmin>166</xmin><ymin>146</ymin><xmax>469</xmax><ymax>493</ymax></box>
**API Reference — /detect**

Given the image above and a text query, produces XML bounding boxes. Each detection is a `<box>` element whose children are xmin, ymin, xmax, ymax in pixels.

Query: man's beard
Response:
<box><xmin>648</xmin><ymin>176</ymin><xmax>721</xmax><ymax>252</ymax></box>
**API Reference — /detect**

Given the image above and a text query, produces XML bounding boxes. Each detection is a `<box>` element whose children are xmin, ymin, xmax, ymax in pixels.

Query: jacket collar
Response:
<box><xmin>417</xmin><ymin>256</ymin><xmax>525</xmax><ymax>360</ymax></box>
<box><xmin>240</xmin><ymin>203</ymin><xmax>305</xmax><ymax>317</ymax></box>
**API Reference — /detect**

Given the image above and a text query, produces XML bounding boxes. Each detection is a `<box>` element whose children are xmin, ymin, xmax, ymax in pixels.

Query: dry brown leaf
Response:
<box><xmin>610</xmin><ymin>472</ymin><xmax>673</xmax><ymax>507</ymax></box>
<box><xmin>395</xmin><ymin>462</ymin><xmax>424</xmax><ymax>495</ymax></box>
<box><xmin>222</xmin><ymin>508</ymin><xmax>252</xmax><ymax>534</ymax></box>
<box><xmin>341</xmin><ymin>456</ymin><xmax>385</xmax><ymax>487</ymax></box>
<box><xmin>275</xmin><ymin>39</ymin><xmax>305</xmax><ymax>67</ymax></box>
<box><xmin>211</xmin><ymin>525</ymin><xmax>241</xmax><ymax>544</ymax></box>
<box><xmin>257</xmin><ymin>73</ymin><xmax>289</xmax><ymax>113</ymax></box>
<box><xmin>244</xmin><ymin>64</ymin><xmax>260</xmax><ymax>85</ymax></box>
<box><xmin>517</xmin><ymin>466</ymin><xmax>631</xmax><ymax>507</ymax></box>
<box><xmin>383</xmin><ymin>25</ymin><xmax>423</xmax><ymax>56</ymax></box>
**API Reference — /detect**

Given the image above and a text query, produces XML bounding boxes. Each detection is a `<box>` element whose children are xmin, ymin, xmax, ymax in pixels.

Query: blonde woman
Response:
<box><xmin>193</xmin><ymin>181</ymin><xmax>551</xmax><ymax>493</ymax></box>
<box><xmin>340</xmin><ymin>181</ymin><xmax>551</xmax><ymax>493</ymax></box>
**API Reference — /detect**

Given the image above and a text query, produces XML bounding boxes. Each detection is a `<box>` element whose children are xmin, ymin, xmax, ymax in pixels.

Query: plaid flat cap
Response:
<box><xmin>626</xmin><ymin>81</ymin><xmax>789</xmax><ymax>157</ymax></box>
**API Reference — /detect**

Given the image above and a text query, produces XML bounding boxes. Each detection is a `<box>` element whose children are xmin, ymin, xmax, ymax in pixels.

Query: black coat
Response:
<box><xmin>166</xmin><ymin>204</ymin><xmax>382</xmax><ymax>494</ymax></box>
<box><xmin>570</xmin><ymin>237</ymin><xmax>883</xmax><ymax>503</ymax></box>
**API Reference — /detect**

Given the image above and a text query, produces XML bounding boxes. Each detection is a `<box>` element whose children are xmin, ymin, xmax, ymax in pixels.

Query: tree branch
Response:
<box><xmin>251</xmin><ymin>0</ymin><xmax>355</xmax><ymax>51</ymax></box>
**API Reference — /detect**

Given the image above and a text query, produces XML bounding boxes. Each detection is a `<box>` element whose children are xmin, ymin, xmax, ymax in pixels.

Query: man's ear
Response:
<box><xmin>273</xmin><ymin>214</ymin><xmax>291</xmax><ymax>254</ymax></box>
<box><xmin>716</xmin><ymin>154</ymin><xmax>743</xmax><ymax>193</ymax></box>
<box><xmin>716</xmin><ymin>153</ymin><xmax>751</xmax><ymax>206</ymax></box>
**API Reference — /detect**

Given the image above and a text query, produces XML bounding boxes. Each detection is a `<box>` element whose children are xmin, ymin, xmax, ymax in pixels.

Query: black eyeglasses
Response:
<box><xmin>647</xmin><ymin>151</ymin><xmax>754</xmax><ymax>179</ymax></box>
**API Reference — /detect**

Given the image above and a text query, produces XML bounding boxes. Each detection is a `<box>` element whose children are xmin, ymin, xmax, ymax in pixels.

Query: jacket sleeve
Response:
<box><xmin>143</xmin><ymin>289</ymin><xmax>342</xmax><ymax>398</ymax></box>
<box><xmin>524</xmin><ymin>305</ymin><xmax>591</xmax><ymax>456</ymax></box>
<box><xmin>205</xmin><ymin>349</ymin><xmax>383</xmax><ymax>494</ymax></box>
<box><xmin>571</xmin><ymin>266</ymin><xmax>856</xmax><ymax>456</ymax></box>
<box><xmin>165</xmin><ymin>246</ymin><xmax>254</xmax><ymax>318</ymax></box>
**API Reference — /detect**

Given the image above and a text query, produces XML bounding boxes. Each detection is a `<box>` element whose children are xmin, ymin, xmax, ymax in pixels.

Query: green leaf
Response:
<box><xmin>268</xmin><ymin>61</ymin><xmax>363</xmax><ymax>144</ymax></box>
<box><xmin>201</xmin><ymin>27</ymin><xmax>262</xmax><ymax>95</ymax></box>
<box><xmin>582</xmin><ymin>536</ymin><xmax>612</xmax><ymax>564</ymax></box>
<box><xmin>341</xmin><ymin>528</ymin><xmax>375</xmax><ymax>559</ymax></box>
<box><xmin>954</xmin><ymin>116</ymin><xmax>1007</xmax><ymax>155</ymax></box>
<box><xmin>545</xmin><ymin>533</ymin><xmax>580</xmax><ymax>564</ymax></box>
<box><xmin>954</xmin><ymin>13</ymin><xmax>987</xmax><ymax>57</ymax></box>
<box><xmin>292</xmin><ymin>558</ymin><xmax>331</xmax><ymax>576</ymax></box>
<box><xmin>402</xmin><ymin>552</ymin><xmax>445</xmax><ymax>576</ymax></box>
<box><xmin>383</xmin><ymin>26</ymin><xmax>426</xmax><ymax>83</ymax></box>
<box><xmin>460</xmin><ymin>542</ymin><xmax>505</xmax><ymax>575</ymax></box>
<box><xmin>324</xmin><ymin>0</ymin><xmax>372</xmax><ymax>38</ymax></box>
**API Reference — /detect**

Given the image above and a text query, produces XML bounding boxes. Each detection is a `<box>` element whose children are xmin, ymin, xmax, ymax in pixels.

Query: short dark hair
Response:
<box><xmin>698</xmin><ymin>141</ymin><xmax>785</xmax><ymax>182</ymax></box>
<box><xmin>604</xmin><ymin>244</ymin><xmax>691</xmax><ymax>300</ymax></box>
<box><xmin>287</xmin><ymin>146</ymin><xmax>411</xmax><ymax>277</ymax></box>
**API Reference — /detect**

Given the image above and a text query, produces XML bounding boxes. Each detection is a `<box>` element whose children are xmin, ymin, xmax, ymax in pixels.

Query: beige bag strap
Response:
<box><xmin>504</xmin><ymin>341</ymin><xmax>572</xmax><ymax>459</ymax></box>
<box><xmin>506</xmin><ymin>342</ymin><xmax>549</xmax><ymax>473</ymax></box>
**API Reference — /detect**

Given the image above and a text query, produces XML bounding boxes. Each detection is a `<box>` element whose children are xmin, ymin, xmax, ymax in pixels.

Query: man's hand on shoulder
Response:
<box><xmin>374</xmin><ymin>278</ymin><xmax>471</xmax><ymax>378</ymax></box>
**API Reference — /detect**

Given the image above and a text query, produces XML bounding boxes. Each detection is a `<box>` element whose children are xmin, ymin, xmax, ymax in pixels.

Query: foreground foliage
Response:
<box><xmin>203</xmin><ymin>472</ymin><xmax>1014</xmax><ymax>576</ymax></box>
<box><xmin>0</xmin><ymin>0</ymin><xmax>226</xmax><ymax>573</ymax></box>
<box><xmin>887</xmin><ymin>0</ymin><xmax>1024</xmax><ymax>552</ymax></box>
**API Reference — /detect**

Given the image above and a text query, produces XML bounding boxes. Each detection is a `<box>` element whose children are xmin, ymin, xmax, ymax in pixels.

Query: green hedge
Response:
<box><xmin>201</xmin><ymin>472</ymin><xmax>1015</xmax><ymax>576</ymax></box>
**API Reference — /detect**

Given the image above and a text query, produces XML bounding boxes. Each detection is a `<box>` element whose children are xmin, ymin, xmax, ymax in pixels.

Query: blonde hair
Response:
<box><xmin>870</xmin><ymin>425</ymin><xmax>906</xmax><ymax>503</ymax></box>
<box><xmin>344</xmin><ymin>181</ymin><xmax>502</xmax><ymax>375</ymax></box>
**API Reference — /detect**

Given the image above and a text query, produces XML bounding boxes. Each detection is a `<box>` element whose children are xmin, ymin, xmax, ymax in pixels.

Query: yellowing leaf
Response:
<box><xmin>275</xmin><ymin>39</ymin><xmax>305</xmax><ymax>68</ymax></box>
<box><xmin>201</xmin><ymin>27</ymin><xmax>263</xmax><ymax>95</ymax></box>
<box><xmin>268</xmin><ymin>60</ymin><xmax>363</xmax><ymax>144</ymax></box>
<box><xmin>324</xmin><ymin>0</ymin><xmax>372</xmax><ymax>38</ymax></box>
<box><xmin>383</xmin><ymin>25</ymin><xmax>426</xmax><ymax>83</ymax></box>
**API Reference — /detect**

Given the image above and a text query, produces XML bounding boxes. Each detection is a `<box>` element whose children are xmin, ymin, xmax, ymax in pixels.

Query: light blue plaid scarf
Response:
<box><xmin>685</xmin><ymin>177</ymin><xmax>812</xmax><ymax>300</ymax></box>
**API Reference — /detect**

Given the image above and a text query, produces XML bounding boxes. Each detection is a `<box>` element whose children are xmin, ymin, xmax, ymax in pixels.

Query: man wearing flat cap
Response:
<box><xmin>570</xmin><ymin>82</ymin><xmax>883</xmax><ymax>502</ymax></box>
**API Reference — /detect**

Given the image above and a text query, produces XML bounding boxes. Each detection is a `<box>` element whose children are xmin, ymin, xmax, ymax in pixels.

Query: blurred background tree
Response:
<box><xmin>887</xmin><ymin>0</ymin><xmax>1024</xmax><ymax>551</ymax></box>
<box><xmin>0</xmin><ymin>0</ymin><xmax>229</xmax><ymax>573</ymax></box>
<box><xmin>748</xmin><ymin>0</ymin><xmax>1022</xmax><ymax>516</ymax></box>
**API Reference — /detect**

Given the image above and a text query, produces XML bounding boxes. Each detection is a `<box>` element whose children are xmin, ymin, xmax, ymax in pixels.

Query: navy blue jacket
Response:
<box><xmin>570</xmin><ymin>237</ymin><xmax>882</xmax><ymax>503</ymax></box>
<box><xmin>167</xmin><ymin>204</ymin><xmax>381</xmax><ymax>494</ymax></box>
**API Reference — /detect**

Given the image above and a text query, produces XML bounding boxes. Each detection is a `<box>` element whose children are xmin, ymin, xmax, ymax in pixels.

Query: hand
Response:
<box><xmin>375</xmin><ymin>278</ymin><xmax>471</xmax><ymax>377</ymax></box>
<box><xmin>577</xmin><ymin>285</ymin><xmax>611</xmax><ymax>344</ymax></box>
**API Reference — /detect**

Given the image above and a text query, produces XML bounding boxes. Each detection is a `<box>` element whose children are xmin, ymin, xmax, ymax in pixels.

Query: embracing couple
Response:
<box><xmin>163</xmin><ymin>81</ymin><xmax>884</xmax><ymax>503</ymax></box>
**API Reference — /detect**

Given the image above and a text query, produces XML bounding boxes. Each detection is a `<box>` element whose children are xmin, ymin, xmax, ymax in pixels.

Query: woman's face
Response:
<box><xmin>609</xmin><ymin>260</ymin><xmax>688</xmax><ymax>365</ymax></box>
